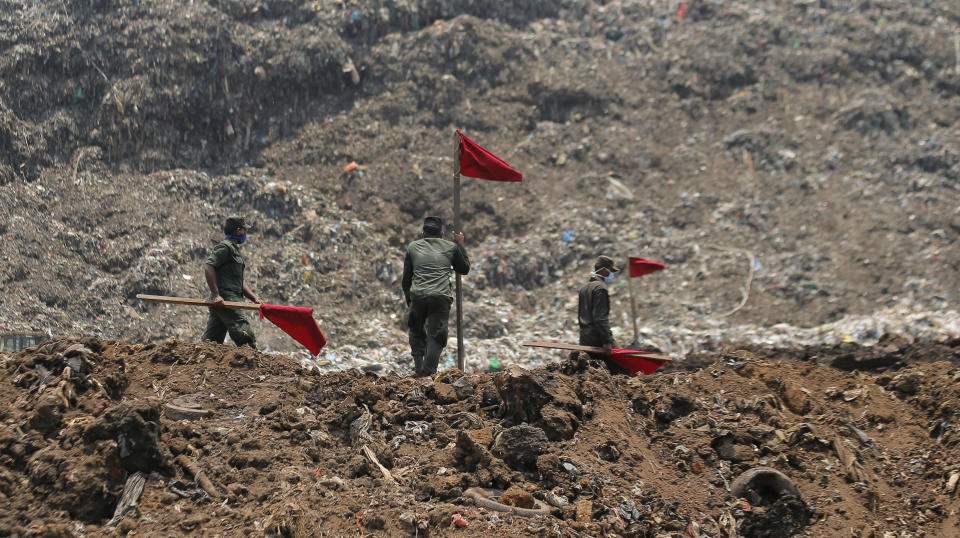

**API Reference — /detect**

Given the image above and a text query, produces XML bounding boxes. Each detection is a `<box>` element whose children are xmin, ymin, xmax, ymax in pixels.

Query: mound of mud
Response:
<box><xmin>2</xmin><ymin>337</ymin><xmax>960</xmax><ymax>536</ymax></box>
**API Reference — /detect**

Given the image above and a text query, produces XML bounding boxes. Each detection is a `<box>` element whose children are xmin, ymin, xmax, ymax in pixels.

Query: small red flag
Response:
<box><xmin>259</xmin><ymin>304</ymin><xmax>327</xmax><ymax>356</ymax></box>
<box><xmin>457</xmin><ymin>130</ymin><xmax>523</xmax><ymax>182</ymax></box>
<box><xmin>628</xmin><ymin>257</ymin><xmax>665</xmax><ymax>278</ymax></box>
<box><xmin>609</xmin><ymin>349</ymin><xmax>669</xmax><ymax>375</ymax></box>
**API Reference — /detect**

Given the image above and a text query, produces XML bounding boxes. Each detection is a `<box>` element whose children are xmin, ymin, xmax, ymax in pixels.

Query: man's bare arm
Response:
<box><xmin>204</xmin><ymin>264</ymin><xmax>224</xmax><ymax>307</ymax></box>
<box><xmin>242</xmin><ymin>283</ymin><xmax>260</xmax><ymax>304</ymax></box>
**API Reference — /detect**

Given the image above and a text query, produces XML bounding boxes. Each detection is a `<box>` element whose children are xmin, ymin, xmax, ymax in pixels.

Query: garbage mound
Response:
<box><xmin>0</xmin><ymin>0</ymin><xmax>958</xmax><ymax>364</ymax></box>
<box><xmin>3</xmin><ymin>336</ymin><xmax>960</xmax><ymax>536</ymax></box>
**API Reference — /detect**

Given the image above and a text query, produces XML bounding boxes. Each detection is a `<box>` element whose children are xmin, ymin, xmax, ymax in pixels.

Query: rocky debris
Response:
<box><xmin>888</xmin><ymin>371</ymin><xmax>924</xmax><ymax>395</ymax></box>
<box><xmin>498</xmin><ymin>484</ymin><xmax>536</xmax><ymax>509</ymax></box>
<box><xmin>453</xmin><ymin>428</ymin><xmax>514</xmax><ymax>489</ymax></box>
<box><xmin>2</xmin><ymin>336</ymin><xmax>960</xmax><ymax>534</ymax></box>
<box><xmin>1</xmin><ymin>0</ymin><xmax>959</xmax><ymax>377</ymax></box>
<box><xmin>738</xmin><ymin>491</ymin><xmax>812</xmax><ymax>538</ymax></box>
<box><xmin>82</xmin><ymin>401</ymin><xmax>173</xmax><ymax>474</ymax></box>
<box><xmin>491</xmin><ymin>424</ymin><xmax>549</xmax><ymax>472</ymax></box>
<box><xmin>163</xmin><ymin>394</ymin><xmax>213</xmax><ymax>421</ymax></box>
<box><xmin>494</xmin><ymin>365</ymin><xmax>582</xmax><ymax>440</ymax></box>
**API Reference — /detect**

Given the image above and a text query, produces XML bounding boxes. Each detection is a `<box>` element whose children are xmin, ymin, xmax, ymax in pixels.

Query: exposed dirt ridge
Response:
<box><xmin>2</xmin><ymin>336</ymin><xmax>960</xmax><ymax>536</ymax></box>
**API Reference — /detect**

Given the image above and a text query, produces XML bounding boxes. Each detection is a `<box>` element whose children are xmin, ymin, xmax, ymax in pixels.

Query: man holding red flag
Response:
<box><xmin>577</xmin><ymin>255</ymin><xmax>631</xmax><ymax>375</ymax></box>
<box><xmin>202</xmin><ymin>216</ymin><xmax>261</xmax><ymax>348</ymax></box>
<box><xmin>402</xmin><ymin>216</ymin><xmax>470</xmax><ymax>377</ymax></box>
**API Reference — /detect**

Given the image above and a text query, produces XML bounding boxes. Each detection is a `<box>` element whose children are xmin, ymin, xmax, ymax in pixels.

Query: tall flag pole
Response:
<box><xmin>454</xmin><ymin>130</ymin><xmax>524</xmax><ymax>371</ymax></box>
<box><xmin>628</xmin><ymin>273</ymin><xmax>639</xmax><ymax>345</ymax></box>
<box><xmin>453</xmin><ymin>140</ymin><xmax>464</xmax><ymax>371</ymax></box>
<box><xmin>626</xmin><ymin>258</ymin><xmax>665</xmax><ymax>345</ymax></box>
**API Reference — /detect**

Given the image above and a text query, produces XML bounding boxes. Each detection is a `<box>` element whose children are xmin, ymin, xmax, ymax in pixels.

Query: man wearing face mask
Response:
<box><xmin>201</xmin><ymin>216</ymin><xmax>261</xmax><ymax>348</ymax></box>
<box><xmin>402</xmin><ymin>216</ymin><xmax>470</xmax><ymax>377</ymax></box>
<box><xmin>577</xmin><ymin>255</ymin><xmax>629</xmax><ymax>375</ymax></box>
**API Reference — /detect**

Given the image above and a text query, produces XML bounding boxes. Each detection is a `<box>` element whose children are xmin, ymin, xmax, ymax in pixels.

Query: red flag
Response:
<box><xmin>259</xmin><ymin>304</ymin><xmax>326</xmax><ymax>356</ymax></box>
<box><xmin>457</xmin><ymin>130</ymin><xmax>523</xmax><ymax>182</ymax></box>
<box><xmin>609</xmin><ymin>349</ymin><xmax>669</xmax><ymax>375</ymax></box>
<box><xmin>628</xmin><ymin>257</ymin><xmax>664</xmax><ymax>278</ymax></box>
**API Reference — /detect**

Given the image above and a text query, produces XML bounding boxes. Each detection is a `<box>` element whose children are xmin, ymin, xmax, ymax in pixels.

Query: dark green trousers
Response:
<box><xmin>201</xmin><ymin>297</ymin><xmax>256</xmax><ymax>348</ymax></box>
<box><xmin>407</xmin><ymin>295</ymin><xmax>451</xmax><ymax>377</ymax></box>
<box><xmin>579</xmin><ymin>331</ymin><xmax>629</xmax><ymax>376</ymax></box>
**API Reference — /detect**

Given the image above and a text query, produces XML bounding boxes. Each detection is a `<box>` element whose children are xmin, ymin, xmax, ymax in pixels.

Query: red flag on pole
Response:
<box><xmin>609</xmin><ymin>348</ymin><xmax>669</xmax><ymax>375</ymax></box>
<box><xmin>457</xmin><ymin>130</ymin><xmax>523</xmax><ymax>182</ymax></box>
<box><xmin>628</xmin><ymin>258</ymin><xmax>664</xmax><ymax>278</ymax></box>
<box><xmin>259</xmin><ymin>304</ymin><xmax>327</xmax><ymax>356</ymax></box>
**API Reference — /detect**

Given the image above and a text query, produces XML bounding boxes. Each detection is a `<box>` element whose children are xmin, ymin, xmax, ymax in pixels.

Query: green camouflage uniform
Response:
<box><xmin>401</xmin><ymin>237</ymin><xmax>470</xmax><ymax>376</ymax></box>
<box><xmin>201</xmin><ymin>239</ymin><xmax>256</xmax><ymax>347</ymax></box>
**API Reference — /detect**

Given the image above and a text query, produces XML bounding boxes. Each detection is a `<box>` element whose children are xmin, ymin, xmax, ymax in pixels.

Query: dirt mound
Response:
<box><xmin>2</xmin><ymin>337</ymin><xmax>960</xmax><ymax>535</ymax></box>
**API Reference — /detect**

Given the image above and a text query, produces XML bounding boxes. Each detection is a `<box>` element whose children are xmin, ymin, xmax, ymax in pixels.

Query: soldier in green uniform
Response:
<box><xmin>201</xmin><ymin>217</ymin><xmax>261</xmax><ymax>348</ymax></box>
<box><xmin>577</xmin><ymin>255</ymin><xmax>630</xmax><ymax>375</ymax></box>
<box><xmin>401</xmin><ymin>216</ymin><xmax>470</xmax><ymax>377</ymax></box>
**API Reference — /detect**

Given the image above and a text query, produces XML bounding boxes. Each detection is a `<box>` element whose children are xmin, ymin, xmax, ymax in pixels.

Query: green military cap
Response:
<box><xmin>594</xmin><ymin>255</ymin><xmax>620</xmax><ymax>273</ymax></box>
<box><xmin>423</xmin><ymin>216</ymin><xmax>443</xmax><ymax>233</ymax></box>
<box><xmin>223</xmin><ymin>216</ymin><xmax>246</xmax><ymax>234</ymax></box>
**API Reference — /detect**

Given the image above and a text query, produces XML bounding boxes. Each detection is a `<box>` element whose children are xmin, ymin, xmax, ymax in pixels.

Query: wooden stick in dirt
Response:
<box><xmin>175</xmin><ymin>454</ymin><xmax>220</xmax><ymax>498</ymax></box>
<box><xmin>361</xmin><ymin>445</ymin><xmax>396</xmax><ymax>485</ymax></box>
<box><xmin>521</xmin><ymin>341</ymin><xmax>672</xmax><ymax>362</ymax></box>
<box><xmin>137</xmin><ymin>294</ymin><xmax>260</xmax><ymax>310</ymax></box>
<box><xmin>106</xmin><ymin>471</ymin><xmax>146</xmax><ymax>527</ymax></box>
<box><xmin>832</xmin><ymin>436</ymin><xmax>868</xmax><ymax>483</ymax></box>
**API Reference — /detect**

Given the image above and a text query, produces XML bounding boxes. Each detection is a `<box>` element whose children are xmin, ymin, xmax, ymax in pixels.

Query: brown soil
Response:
<box><xmin>3</xmin><ymin>336</ymin><xmax>960</xmax><ymax>536</ymax></box>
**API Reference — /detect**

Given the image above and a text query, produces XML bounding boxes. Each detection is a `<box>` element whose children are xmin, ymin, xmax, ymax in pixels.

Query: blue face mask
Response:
<box><xmin>593</xmin><ymin>271</ymin><xmax>614</xmax><ymax>284</ymax></box>
<box><xmin>227</xmin><ymin>233</ymin><xmax>247</xmax><ymax>244</ymax></box>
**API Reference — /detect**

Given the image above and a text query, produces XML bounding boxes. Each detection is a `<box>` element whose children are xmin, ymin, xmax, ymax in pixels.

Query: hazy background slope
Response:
<box><xmin>1</xmin><ymin>0</ymin><xmax>958</xmax><ymax>366</ymax></box>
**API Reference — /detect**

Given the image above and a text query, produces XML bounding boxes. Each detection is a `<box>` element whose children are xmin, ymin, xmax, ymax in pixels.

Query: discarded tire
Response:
<box><xmin>730</xmin><ymin>467</ymin><xmax>801</xmax><ymax>504</ymax></box>
<box><xmin>733</xmin><ymin>467</ymin><xmax>812</xmax><ymax>537</ymax></box>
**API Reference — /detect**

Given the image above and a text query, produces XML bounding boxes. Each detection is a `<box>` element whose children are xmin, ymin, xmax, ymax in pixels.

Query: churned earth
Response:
<box><xmin>2</xmin><ymin>336</ymin><xmax>960</xmax><ymax>536</ymax></box>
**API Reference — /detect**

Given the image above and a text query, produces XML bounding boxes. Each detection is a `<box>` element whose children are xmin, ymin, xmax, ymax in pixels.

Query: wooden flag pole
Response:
<box><xmin>521</xmin><ymin>341</ymin><xmax>671</xmax><ymax>362</ymax></box>
<box><xmin>137</xmin><ymin>294</ymin><xmax>260</xmax><ymax>310</ymax></box>
<box><xmin>453</xmin><ymin>137</ymin><xmax>465</xmax><ymax>371</ymax></box>
<box><xmin>627</xmin><ymin>268</ymin><xmax>639</xmax><ymax>346</ymax></box>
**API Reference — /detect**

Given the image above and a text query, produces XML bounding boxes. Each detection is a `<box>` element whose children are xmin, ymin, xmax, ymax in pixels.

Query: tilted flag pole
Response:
<box><xmin>454</xmin><ymin>130</ymin><xmax>523</xmax><ymax>371</ymax></box>
<box><xmin>136</xmin><ymin>294</ymin><xmax>326</xmax><ymax>356</ymax></box>
<box><xmin>626</xmin><ymin>258</ymin><xmax>665</xmax><ymax>346</ymax></box>
<box><xmin>521</xmin><ymin>341</ymin><xmax>671</xmax><ymax>376</ymax></box>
